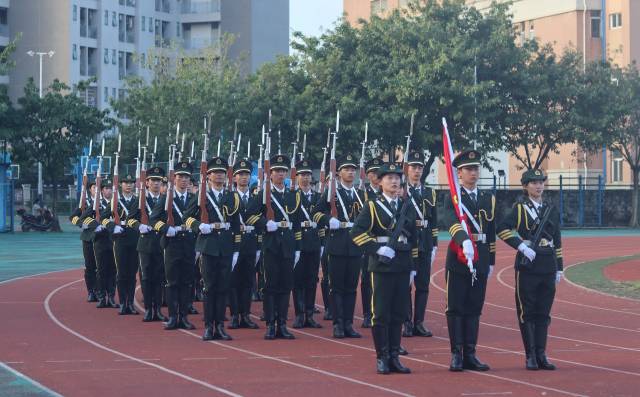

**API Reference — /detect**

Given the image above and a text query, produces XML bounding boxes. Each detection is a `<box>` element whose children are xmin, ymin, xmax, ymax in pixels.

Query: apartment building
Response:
<box><xmin>4</xmin><ymin>0</ymin><xmax>288</xmax><ymax>113</ymax></box>
<box><xmin>0</xmin><ymin>0</ymin><xmax>9</xmax><ymax>86</ymax></box>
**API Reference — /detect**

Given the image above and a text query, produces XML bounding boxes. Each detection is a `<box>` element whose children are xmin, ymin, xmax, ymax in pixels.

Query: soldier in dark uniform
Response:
<box><xmin>403</xmin><ymin>151</ymin><xmax>438</xmax><ymax>338</ymax></box>
<box><xmin>261</xmin><ymin>155</ymin><xmax>302</xmax><ymax>340</ymax></box>
<box><xmin>128</xmin><ymin>167</ymin><xmax>167</xmax><ymax>322</ymax></box>
<box><xmin>498</xmin><ymin>169</ymin><xmax>563</xmax><ymax>371</ymax></box>
<box><xmin>292</xmin><ymin>159</ymin><xmax>322</xmax><ymax>329</ymax></box>
<box><xmin>442</xmin><ymin>150</ymin><xmax>495</xmax><ymax>372</ymax></box>
<box><xmin>313</xmin><ymin>154</ymin><xmax>365</xmax><ymax>339</ymax></box>
<box><xmin>184</xmin><ymin>157</ymin><xmax>241</xmax><ymax>341</ymax></box>
<box><xmin>150</xmin><ymin>161</ymin><xmax>197</xmax><ymax>330</ymax></box>
<box><xmin>360</xmin><ymin>157</ymin><xmax>383</xmax><ymax>328</ymax></box>
<box><xmin>104</xmin><ymin>174</ymin><xmax>140</xmax><ymax>314</ymax></box>
<box><xmin>69</xmin><ymin>181</ymin><xmax>98</xmax><ymax>302</ymax></box>
<box><xmin>228</xmin><ymin>159</ymin><xmax>262</xmax><ymax>330</ymax></box>
<box><xmin>82</xmin><ymin>180</ymin><xmax>118</xmax><ymax>309</ymax></box>
<box><xmin>351</xmin><ymin>162</ymin><xmax>417</xmax><ymax>374</ymax></box>
<box><xmin>318</xmin><ymin>173</ymin><xmax>332</xmax><ymax>321</ymax></box>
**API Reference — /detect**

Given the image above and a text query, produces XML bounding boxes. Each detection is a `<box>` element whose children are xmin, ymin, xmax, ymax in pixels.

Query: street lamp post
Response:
<box><xmin>26</xmin><ymin>50</ymin><xmax>55</xmax><ymax>202</ymax></box>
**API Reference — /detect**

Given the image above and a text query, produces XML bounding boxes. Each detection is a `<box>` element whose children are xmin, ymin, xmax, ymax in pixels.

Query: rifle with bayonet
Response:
<box><xmin>79</xmin><ymin>138</ymin><xmax>93</xmax><ymax>211</ymax></box>
<box><xmin>359</xmin><ymin>122</ymin><xmax>368</xmax><ymax>190</ymax></box>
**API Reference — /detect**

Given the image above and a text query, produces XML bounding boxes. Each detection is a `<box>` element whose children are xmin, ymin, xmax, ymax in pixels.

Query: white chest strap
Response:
<box><xmin>206</xmin><ymin>192</ymin><xmax>226</xmax><ymax>223</ymax></box>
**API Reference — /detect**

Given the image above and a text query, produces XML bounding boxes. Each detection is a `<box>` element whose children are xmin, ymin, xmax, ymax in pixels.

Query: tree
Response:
<box><xmin>9</xmin><ymin>79</ymin><xmax>111</xmax><ymax>211</ymax></box>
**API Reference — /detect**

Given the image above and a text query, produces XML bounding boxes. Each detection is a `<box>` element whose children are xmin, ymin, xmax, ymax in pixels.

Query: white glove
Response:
<box><xmin>95</xmin><ymin>225</ymin><xmax>105</xmax><ymax>233</ymax></box>
<box><xmin>555</xmin><ymin>270</ymin><xmax>563</xmax><ymax>284</ymax></box>
<box><xmin>518</xmin><ymin>242</ymin><xmax>536</xmax><ymax>262</ymax></box>
<box><xmin>462</xmin><ymin>239</ymin><xmax>474</xmax><ymax>261</ymax></box>
<box><xmin>199</xmin><ymin>223</ymin><xmax>212</xmax><ymax>235</ymax></box>
<box><xmin>409</xmin><ymin>270</ymin><xmax>417</xmax><ymax>286</ymax></box>
<box><xmin>294</xmin><ymin>251</ymin><xmax>300</xmax><ymax>267</ymax></box>
<box><xmin>166</xmin><ymin>226</ymin><xmax>176</xmax><ymax>237</ymax></box>
<box><xmin>113</xmin><ymin>225</ymin><xmax>124</xmax><ymax>234</ymax></box>
<box><xmin>488</xmin><ymin>265</ymin><xmax>494</xmax><ymax>278</ymax></box>
<box><xmin>81</xmin><ymin>223</ymin><xmax>89</xmax><ymax>230</ymax></box>
<box><xmin>329</xmin><ymin>217</ymin><xmax>340</xmax><ymax>230</ymax></box>
<box><xmin>430</xmin><ymin>247</ymin><xmax>438</xmax><ymax>266</ymax></box>
<box><xmin>139</xmin><ymin>224</ymin><xmax>151</xmax><ymax>234</ymax></box>
<box><xmin>255</xmin><ymin>250</ymin><xmax>261</xmax><ymax>266</ymax></box>
<box><xmin>266</xmin><ymin>220</ymin><xmax>278</xmax><ymax>232</ymax></box>
<box><xmin>232</xmin><ymin>252</ymin><xmax>239</xmax><ymax>271</ymax></box>
<box><xmin>377</xmin><ymin>246</ymin><xmax>395</xmax><ymax>260</ymax></box>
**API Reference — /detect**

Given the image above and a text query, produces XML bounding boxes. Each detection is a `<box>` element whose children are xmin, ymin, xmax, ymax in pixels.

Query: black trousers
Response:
<box><xmin>445</xmin><ymin>269</ymin><xmax>488</xmax><ymax>317</ymax></box>
<box><xmin>81</xmin><ymin>240</ymin><xmax>97</xmax><ymax>293</ymax></box>
<box><xmin>360</xmin><ymin>257</ymin><xmax>372</xmax><ymax>318</ymax></box>
<box><xmin>515</xmin><ymin>270</ymin><xmax>555</xmax><ymax>325</ymax></box>
<box><xmin>328</xmin><ymin>254</ymin><xmax>361</xmax><ymax>325</ymax></box>
<box><xmin>372</xmin><ymin>271</ymin><xmax>410</xmax><ymax>358</ymax></box>
<box><xmin>320</xmin><ymin>248</ymin><xmax>331</xmax><ymax>311</ymax></box>
<box><xmin>263</xmin><ymin>250</ymin><xmax>294</xmax><ymax>324</ymax></box>
<box><xmin>201</xmin><ymin>253</ymin><xmax>232</xmax><ymax>325</ymax></box>
<box><xmin>164</xmin><ymin>235</ymin><xmax>196</xmax><ymax>317</ymax></box>
<box><xmin>113</xmin><ymin>239</ymin><xmax>138</xmax><ymax>305</ymax></box>
<box><xmin>139</xmin><ymin>250</ymin><xmax>165</xmax><ymax>310</ymax></box>
<box><xmin>407</xmin><ymin>251</ymin><xmax>432</xmax><ymax>324</ymax></box>
<box><xmin>93</xmin><ymin>237</ymin><xmax>116</xmax><ymax>298</ymax></box>
<box><xmin>293</xmin><ymin>250</ymin><xmax>320</xmax><ymax>315</ymax></box>
<box><xmin>230</xmin><ymin>251</ymin><xmax>256</xmax><ymax>316</ymax></box>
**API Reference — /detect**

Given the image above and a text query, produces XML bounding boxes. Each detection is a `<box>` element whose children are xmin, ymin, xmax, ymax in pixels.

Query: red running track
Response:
<box><xmin>603</xmin><ymin>258</ymin><xmax>640</xmax><ymax>282</ymax></box>
<box><xmin>0</xmin><ymin>236</ymin><xmax>639</xmax><ymax>397</ymax></box>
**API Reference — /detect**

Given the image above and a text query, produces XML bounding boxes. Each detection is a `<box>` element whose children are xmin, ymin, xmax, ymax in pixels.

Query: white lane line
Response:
<box><xmin>45</xmin><ymin>359</ymin><xmax>92</xmax><ymax>363</ymax></box>
<box><xmin>51</xmin><ymin>367</ymin><xmax>153</xmax><ymax>373</ymax></box>
<box><xmin>45</xmin><ymin>279</ymin><xmax>243</xmax><ymax>397</ymax></box>
<box><xmin>461</xmin><ymin>393</ymin><xmax>513</xmax><ymax>396</ymax></box>
<box><xmin>0</xmin><ymin>361</ymin><xmax>65</xmax><ymax>397</ymax></box>
<box><xmin>182</xmin><ymin>357</ymin><xmax>228</xmax><ymax>361</ymax></box>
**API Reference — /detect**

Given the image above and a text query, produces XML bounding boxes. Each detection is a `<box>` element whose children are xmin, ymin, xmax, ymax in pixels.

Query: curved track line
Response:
<box><xmin>562</xmin><ymin>261</ymin><xmax>640</xmax><ymax>304</ymax></box>
<box><xmin>429</xmin><ymin>268</ymin><xmax>640</xmax><ymax>352</ymax></box>
<box><xmin>0</xmin><ymin>361</ymin><xmax>65</xmax><ymax>397</ymax></box>
<box><xmin>45</xmin><ymin>279</ymin><xmax>243</xmax><ymax>397</ymax></box>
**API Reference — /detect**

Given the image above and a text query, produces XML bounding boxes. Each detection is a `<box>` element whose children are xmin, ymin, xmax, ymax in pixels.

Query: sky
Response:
<box><xmin>289</xmin><ymin>0</ymin><xmax>344</xmax><ymax>49</ymax></box>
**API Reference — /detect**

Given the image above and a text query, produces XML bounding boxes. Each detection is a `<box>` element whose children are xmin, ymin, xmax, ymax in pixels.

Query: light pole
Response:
<box><xmin>26</xmin><ymin>50</ymin><xmax>55</xmax><ymax>202</ymax></box>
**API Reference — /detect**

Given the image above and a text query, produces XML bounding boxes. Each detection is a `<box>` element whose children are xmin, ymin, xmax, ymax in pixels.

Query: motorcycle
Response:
<box><xmin>16</xmin><ymin>208</ymin><xmax>62</xmax><ymax>232</ymax></box>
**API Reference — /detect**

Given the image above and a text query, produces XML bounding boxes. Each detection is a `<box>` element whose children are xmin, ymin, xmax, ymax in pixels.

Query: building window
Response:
<box><xmin>112</xmin><ymin>87</ymin><xmax>116</xmax><ymax>99</ymax></box>
<box><xmin>112</xmin><ymin>49</ymin><xmax>116</xmax><ymax>64</ymax></box>
<box><xmin>104</xmin><ymin>48</ymin><xmax>109</xmax><ymax>64</ymax></box>
<box><xmin>370</xmin><ymin>0</ymin><xmax>388</xmax><ymax>15</ymax></box>
<box><xmin>591</xmin><ymin>10</ymin><xmax>601</xmax><ymax>38</ymax></box>
<box><xmin>73</xmin><ymin>5</ymin><xmax>77</xmax><ymax>21</ymax></box>
<box><xmin>149</xmin><ymin>17</ymin><xmax>153</xmax><ymax>32</ymax></box>
<box><xmin>610</xmin><ymin>13</ymin><xmax>622</xmax><ymax>29</ymax></box>
<box><xmin>104</xmin><ymin>87</ymin><xmax>109</xmax><ymax>103</ymax></box>
<box><xmin>141</xmin><ymin>16</ymin><xmax>145</xmax><ymax>31</ymax></box>
<box><xmin>112</xmin><ymin>11</ymin><xmax>117</xmax><ymax>27</ymax></box>
<box><xmin>72</xmin><ymin>44</ymin><xmax>77</xmax><ymax>60</ymax></box>
<box><xmin>528</xmin><ymin>21</ymin><xmax>535</xmax><ymax>40</ymax></box>
<box><xmin>612</xmin><ymin>150</ymin><xmax>624</xmax><ymax>182</ymax></box>
<box><xmin>176</xmin><ymin>22</ymin><xmax>181</xmax><ymax>37</ymax></box>
<box><xmin>104</xmin><ymin>10</ymin><xmax>109</xmax><ymax>26</ymax></box>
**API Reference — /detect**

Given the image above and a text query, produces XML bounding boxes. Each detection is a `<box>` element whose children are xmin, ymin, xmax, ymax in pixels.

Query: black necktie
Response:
<box><xmin>181</xmin><ymin>194</ymin><xmax>186</xmax><ymax>207</ymax></box>
<box><xmin>391</xmin><ymin>200</ymin><xmax>397</xmax><ymax>213</ymax></box>
<box><xmin>242</xmin><ymin>194</ymin><xmax>248</xmax><ymax>205</ymax></box>
<box><xmin>469</xmin><ymin>192</ymin><xmax>477</xmax><ymax>205</ymax></box>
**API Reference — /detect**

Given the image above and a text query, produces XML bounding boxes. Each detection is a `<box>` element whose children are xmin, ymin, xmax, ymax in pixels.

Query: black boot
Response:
<box><xmin>333</xmin><ymin>319</ymin><xmax>345</xmax><ymax>339</ymax></box>
<box><xmin>164</xmin><ymin>286</ymin><xmax>179</xmax><ymax>330</ymax></box>
<box><xmin>87</xmin><ymin>290</ymin><xmax>99</xmax><ymax>302</ymax></box>
<box><xmin>117</xmin><ymin>281</ymin><xmax>128</xmax><ymax>314</ymax></box>
<box><xmin>96</xmin><ymin>291</ymin><xmax>108</xmax><ymax>308</ymax></box>
<box><xmin>535</xmin><ymin>320</ymin><xmax>556</xmax><ymax>370</ymax></box>
<box><xmin>240</xmin><ymin>314</ymin><xmax>259</xmax><ymax>329</ymax></box>
<box><xmin>321</xmin><ymin>280</ymin><xmax>332</xmax><ymax>320</ymax></box>
<box><xmin>153</xmin><ymin>284</ymin><xmax>168</xmax><ymax>322</ymax></box>
<box><xmin>362</xmin><ymin>314</ymin><xmax>372</xmax><ymax>328</ymax></box>
<box><xmin>332</xmin><ymin>292</ymin><xmax>344</xmax><ymax>338</ymax></box>
<box><xmin>413</xmin><ymin>322</ymin><xmax>433</xmax><ymax>337</ymax></box>
<box><xmin>276</xmin><ymin>321</ymin><xmax>295</xmax><ymax>339</ymax></box>
<box><xmin>402</xmin><ymin>320</ymin><xmax>414</xmax><ymax>337</ymax></box>
<box><xmin>447</xmin><ymin>315</ymin><xmax>464</xmax><ymax>371</ymax></box>
<box><xmin>202</xmin><ymin>324</ymin><xmax>214</xmax><ymax>341</ymax></box>
<box><xmin>360</xmin><ymin>271</ymin><xmax>373</xmax><ymax>329</ymax></box>
<box><xmin>178</xmin><ymin>287</ymin><xmax>196</xmax><ymax>329</ymax></box>
<box><xmin>127</xmin><ymin>279</ymin><xmax>138</xmax><ymax>314</ymax></box>
<box><xmin>276</xmin><ymin>293</ymin><xmax>295</xmax><ymax>339</ymax></box>
<box><xmin>389</xmin><ymin>324</ymin><xmax>411</xmax><ymax>374</ymax></box>
<box><xmin>229</xmin><ymin>314</ymin><xmax>241</xmax><ymax>329</ymax></box>
<box><xmin>344</xmin><ymin>321</ymin><xmax>362</xmax><ymax>338</ymax></box>
<box><xmin>398</xmin><ymin>346</ymin><xmax>409</xmax><ymax>356</ymax></box>
<box><xmin>463</xmin><ymin>316</ymin><xmax>490</xmax><ymax>371</ymax></box>
<box><xmin>142</xmin><ymin>280</ymin><xmax>153</xmax><ymax>321</ymax></box>
<box><xmin>519</xmin><ymin>322</ymin><xmax>539</xmax><ymax>370</ymax></box>
<box><xmin>342</xmin><ymin>292</ymin><xmax>360</xmax><ymax>337</ymax></box>
<box><xmin>413</xmin><ymin>287</ymin><xmax>431</xmax><ymax>336</ymax></box>
<box><xmin>264</xmin><ymin>323</ymin><xmax>276</xmax><ymax>340</ymax></box>
<box><xmin>292</xmin><ymin>289</ymin><xmax>305</xmax><ymax>329</ymax></box>
<box><xmin>263</xmin><ymin>294</ymin><xmax>276</xmax><ymax>340</ymax></box>
<box><xmin>214</xmin><ymin>322</ymin><xmax>232</xmax><ymax>340</ymax></box>
<box><xmin>372</xmin><ymin>325</ymin><xmax>390</xmax><ymax>374</ymax></box>
<box><xmin>107</xmin><ymin>288</ymin><xmax>119</xmax><ymax>308</ymax></box>
<box><xmin>304</xmin><ymin>287</ymin><xmax>322</xmax><ymax>328</ymax></box>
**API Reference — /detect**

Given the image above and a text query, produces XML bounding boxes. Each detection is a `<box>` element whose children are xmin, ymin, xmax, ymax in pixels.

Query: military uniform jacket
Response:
<box><xmin>363</xmin><ymin>184</ymin><xmax>380</xmax><ymax>202</ymax></box>
<box><xmin>236</xmin><ymin>189</ymin><xmax>265</xmax><ymax>254</ymax></box>
<box><xmin>184</xmin><ymin>188</ymin><xmax>241</xmax><ymax>257</ymax></box>
<box><xmin>127</xmin><ymin>193</ymin><xmax>163</xmax><ymax>254</ymax></box>
<box><xmin>69</xmin><ymin>196</ymin><xmax>95</xmax><ymax>242</ymax></box>
<box><xmin>297</xmin><ymin>189</ymin><xmax>322</xmax><ymax>253</ymax></box>
<box><xmin>443</xmin><ymin>189</ymin><xmax>496</xmax><ymax>275</ymax></box>
<box><xmin>102</xmin><ymin>194</ymin><xmax>140</xmax><ymax>247</ymax></box>
<box><xmin>350</xmin><ymin>195</ymin><xmax>419</xmax><ymax>273</ymax></box>
<box><xmin>79</xmin><ymin>198</ymin><xmax>112</xmax><ymax>245</ymax></box>
<box><xmin>497</xmin><ymin>196</ymin><xmax>563</xmax><ymax>274</ymax></box>
<box><xmin>408</xmin><ymin>184</ymin><xmax>439</xmax><ymax>255</ymax></box>
<box><xmin>313</xmin><ymin>185</ymin><xmax>365</xmax><ymax>257</ymax></box>
<box><xmin>149</xmin><ymin>190</ymin><xmax>196</xmax><ymax>249</ymax></box>
<box><xmin>261</xmin><ymin>188</ymin><xmax>302</xmax><ymax>259</ymax></box>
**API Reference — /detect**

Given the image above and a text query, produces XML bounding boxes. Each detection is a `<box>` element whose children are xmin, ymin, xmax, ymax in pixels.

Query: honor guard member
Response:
<box><xmin>314</xmin><ymin>154</ymin><xmax>365</xmax><ymax>339</ymax></box>
<box><xmin>360</xmin><ymin>157</ymin><xmax>383</xmax><ymax>328</ymax></box>
<box><xmin>82</xmin><ymin>179</ymin><xmax>118</xmax><ymax>309</ymax></box>
<box><xmin>69</xmin><ymin>181</ymin><xmax>98</xmax><ymax>302</ymax></box>
<box><xmin>150</xmin><ymin>161</ymin><xmax>197</xmax><ymax>330</ymax></box>
<box><xmin>104</xmin><ymin>174</ymin><xmax>140</xmax><ymax>314</ymax></box>
<box><xmin>128</xmin><ymin>166</ymin><xmax>167</xmax><ymax>322</ymax></box>
<box><xmin>228</xmin><ymin>159</ymin><xmax>263</xmax><ymax>330</ymax></box>
<box><xmin>292</xmin><ymin>159</ymin><xmax>323</xmax><ymax>329</ymax></box>
<box><xmin>351</xmin><ymin>162</ymin><xmax>417</xmax><ymax>374</ymax></box>
<box><xmin>443</xmin><ymin>150</ymin><xmax>495</xmax><ymax>372</ymax></box>
<box><xmin>403</xmin><ymin>151</ymin><xmax>438</xmax><ymax>338</ymax></box>
<box><xmin>184</xmin><ymin>157</ymin><xmax>241</xmax><ymax>341</ymax></box>
<box><xmin>497</xmin><ymin>169</ymin><xmax>562</xmax><ymax>371</ymax></box>
<box><xmin>261</xmin><ymin>154</ymin><xmax>302</xmax><ymax>340</ymax></box>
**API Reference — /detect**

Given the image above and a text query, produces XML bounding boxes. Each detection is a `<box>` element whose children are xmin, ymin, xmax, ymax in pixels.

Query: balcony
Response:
<box><xmin>180</xmin><ymin>0</ymin><xmax>220</xmax><ymax>23</ymax></box>
<box><xmin>155</xmin><ymin>0</ymin><xmax>170</xmax><ymax>13</ymax></box>
<box><xmin>183</xmin><ymin>36</ymin><xmax>218</xmax><ymax>50</ymax></box>
<box><xmin>0</xmin><ymin>23</ymin><xmax>8</xmax><ymax>37</ymax></box>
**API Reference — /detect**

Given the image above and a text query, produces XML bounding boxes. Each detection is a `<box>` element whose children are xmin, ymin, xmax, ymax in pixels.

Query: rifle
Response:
<box><xmin>318</xmin><ymin>128</ymin><xmax>331</xmax><ymax>193</ymax></box>
<box><xmin>112</xmin><ymin>134</ymin><xmax>122</xmax><ymax>226</ymax></box>
<box><xmin>165</xmin><ymin>126</ymin><xmax>178</xmax><ymax>227</ymax></box>
<box><xmin>290</xmin><ymin>121</ymin><xmax>300</xmax><ymax>191</ymax></box>
<box><xmin>151</xmin><ymin>136</ymin><xmax>158</xmax><ymax>165</ymax></box>
<box><xmin>359</xmin><ymin>122</ymin><xmax>368</xmax><ymax>190</ymax></box>
<box><xmin>379</xmin><ymin>198</ymin><xmax>412</xmax><ymax>265</ymax></box>
<box><xmin>263</xmin><ymin>135</ymin><xmax>274</xmax><ymax>221</ymax></box>
<box><xmin>178</xmin><ymin>130</ymin><xmax>186</xmax><ymax>162</ymax></box>
<box><xmin>188</xmin><ymin>140</ymin><xmax>195</xmax><ymax>163</ymax></box>
<box><xmin>257</xmin><ymin>125</ymin><xmax>265</xmax><ymax>191</ymax></box>
<box><xmin>135</xmin><ymin>139</ymin><xmax>141</xmax><ymax>196</ymax></box>
<box><xmin>328</xmin><ymin>132</ymin><xmax>338</xmax><ymax>218</ymax></box>
<box><xmin>139</xmin><ymin>146</ymin><xmax>149</xmax><ymax>225</ymax></box>
<box><xmin>301</xmin><ymin>132</ymin><xmax>307</xmax><ymax>161</ymax></box>
<box><xmin>199</xmin><ymin>132</ymin><xmax>210</xmax><ymax>224</ymax></box>
<box><xmin>94</xmin><ymin>139</ymin><xmax>105</xmax><ymax>224</ymax></box>
<box><xmin>79</xmin><ymin>138</ymin><xmax>92</xmax><ymax>211</ymax></box>
<box><xmin>519</xmin><ymin>203</ymin><xmax>553</xmax><ymax>269</ymax></box>
<box><xmin>402</xmin><ymin>113</ymin><xmax>415</xmax><ymax>198</ymax></box>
